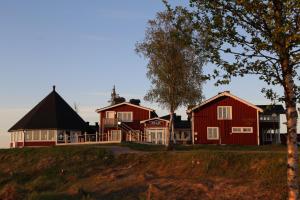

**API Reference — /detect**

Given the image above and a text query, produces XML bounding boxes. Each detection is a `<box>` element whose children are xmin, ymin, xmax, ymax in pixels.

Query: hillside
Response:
<box><xmin>0</xmin><ymin>144</ymin><xmax>297</xmax><ymax>200</ymax></box>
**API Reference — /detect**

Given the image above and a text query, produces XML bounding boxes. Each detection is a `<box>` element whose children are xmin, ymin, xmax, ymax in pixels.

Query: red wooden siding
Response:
<box><xmin>193</xmin><ymin>96</ymin><xmax>259</xmax><ymax>145</ymax></box>
<box><xmin>99</xmin><ymin>104</ymin><xmax>151</xmax><ymax>132</ymax></box>
<box><xmin>11</xmin><ymin>141</ymin><xmax>56</xmax><ymax>148</ymax></box>
<box><xmin>24</xmin><ymin>141</ymin><xmax>56</xmax><ymax>147</ymax></box>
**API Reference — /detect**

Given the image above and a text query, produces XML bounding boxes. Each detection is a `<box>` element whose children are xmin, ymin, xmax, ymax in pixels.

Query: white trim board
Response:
<box><xmin>187</xmin><ymin>91</ymin><xmax>263</xmax><ymax>113</ymax></box>
<box><xmin>96</xmin><ymin>102</ymin><xmax>155</xmax><ymax>113</ymax></box>
<box><xmin>140</xmin><ymin>117</ymin><xmax>170</xmax><ymax>124</ymax></box>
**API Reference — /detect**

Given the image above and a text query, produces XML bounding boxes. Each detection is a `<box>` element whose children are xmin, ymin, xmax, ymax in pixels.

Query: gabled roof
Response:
<box><xmin>188</xmin><ymin>91</ymin><xmax>263</xmax><ymax>113</ymax></box>
<box><xmin>141</xmin><ymin>114</ymin><xmax>191</xmax><ymax>129</ymax></box>
<box><xmin>96</xmin><ymin>102</ymin><xmax>155</xmax><ymax>113</ymax></box>
<box><xmin>140</xmin><ymin>117</ymin><xmax>170</xmax><ymax>124</ymax></box>
<box><xmin>8</xmin><ymin>86</ymin><xmax>87</xmax><ymax>132</ymax></box>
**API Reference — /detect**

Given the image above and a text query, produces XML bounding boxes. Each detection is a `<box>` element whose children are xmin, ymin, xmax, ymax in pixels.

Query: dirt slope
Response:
<box><xmin>0</xmin><ymin>145</ymin><xmax>295</xmax><ymax>200</ymax></box>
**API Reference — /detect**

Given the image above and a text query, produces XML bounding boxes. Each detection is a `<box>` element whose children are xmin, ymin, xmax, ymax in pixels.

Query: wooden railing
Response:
<box><xmin>103</xmin><ymin>118</ymin><xmax>118</xmax><ymax>127</ymax></box>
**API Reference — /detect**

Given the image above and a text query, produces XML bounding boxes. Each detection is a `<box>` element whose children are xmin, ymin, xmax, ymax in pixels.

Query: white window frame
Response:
<box><xmin>25</xmin><ymin>131</ymin><xmax>33</xmax><ymax>141</ymax></box>
<box><xmin>207</xmin><ymin>127</ymin><xmax>219</xmax><ymax>140</ymax></box>
<box><xmin>217</xmin><ymin>106</ymin><xmax>232</xmax><ymax>120</ymax></box>
<box><xmin>106</xmin><ymin>111</ymin><xmax>115</xmax><ymax>119</ymax></box>
<box><xmin>32</xmin><ymin>130</ymin><xmax>41</xmax><ymax>141</ymax></box>
<box><xmin>40</xmin><ymin>130</ymin><xmax>48</xmax><ymax>141</ymax></box>
<box><xmin>48</xmin><ymin>130</ymin><xmax>55</xmax><ymax>141</ymax></box>
<box><xmin>232</xmin><ymin>127</ymin><xmax>253</xmax><ymax>133</ymax></box>
<box><xmin>117</xmin><ymin>112</ymin><xmax>133</xmax><ymax>122</ymax></box>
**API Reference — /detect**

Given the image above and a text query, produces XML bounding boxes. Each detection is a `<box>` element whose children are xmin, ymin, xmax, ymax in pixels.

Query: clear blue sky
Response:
<box><xmin>0</xmin><ymin>0</ymin><xmax>277</xmax><ymax>148</ymax></box>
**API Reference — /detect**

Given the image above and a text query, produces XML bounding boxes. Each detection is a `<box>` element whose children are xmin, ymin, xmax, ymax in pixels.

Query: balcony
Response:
<box><xmin>103</xmin><ymin>118</ymin><xmax>119</xmax><ymax>127</ymax></box>
<box><xmin>259</xmin><ymin>116</ymin><xmax>279</xmax><ymax>122</ymax></box>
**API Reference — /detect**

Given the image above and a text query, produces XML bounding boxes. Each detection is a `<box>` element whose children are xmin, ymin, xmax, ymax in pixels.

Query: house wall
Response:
<box><xmin>99</xmin><ymin>104</ymin><xmax>151</xmax><ymax>133</ymax></box>
<box><xmin>192</xmin><ymin>96</ymin><xmax>259</xmax><ymax>145</ymax></box>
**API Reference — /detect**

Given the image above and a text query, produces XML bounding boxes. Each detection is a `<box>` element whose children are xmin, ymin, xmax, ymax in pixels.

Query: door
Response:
<box><xmin>157</xmin><ymin>131</ymin><xmax>163</xmax><ymax>144</ymax></box>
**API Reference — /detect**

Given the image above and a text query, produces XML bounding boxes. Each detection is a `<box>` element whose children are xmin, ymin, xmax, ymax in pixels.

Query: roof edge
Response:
<box><xmin>187</xmin><ymin>91</ymin><xmax>263</xmax><ymax>113</ymax></box>
<box><xmin>96</xmin><ymin>102</ymin><xmax>155</xmax><ymax>113</ymax></box>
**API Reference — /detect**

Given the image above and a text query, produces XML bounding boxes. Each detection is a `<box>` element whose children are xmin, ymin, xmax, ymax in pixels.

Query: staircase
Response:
<box><xmin>118</xmin><ymin>122</ymin><xmax>143</xmax><ymax>142</ymax></box>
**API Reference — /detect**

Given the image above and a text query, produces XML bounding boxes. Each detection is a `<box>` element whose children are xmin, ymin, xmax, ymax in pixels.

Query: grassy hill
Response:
<box><xmin>0</xmin><ymin>144</ymin><xmax>298</xmax><ymax>200</ymax></box>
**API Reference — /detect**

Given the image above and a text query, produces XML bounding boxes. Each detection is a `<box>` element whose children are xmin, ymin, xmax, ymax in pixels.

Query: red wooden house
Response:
<box><xmin>96</xmin><ymin>100</ymin><xmax>157</xmax><ymax>142</ymax></box>
<box><xmin>188</xmin><ymin>91</ymin><xmax>263</xmax><ymax>145</ymax></box>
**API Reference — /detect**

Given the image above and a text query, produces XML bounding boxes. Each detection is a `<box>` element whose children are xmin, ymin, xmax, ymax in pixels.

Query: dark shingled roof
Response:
<box><xmin>8</xmin><ymin>87</ymin><xmax>87</xmax><ymax>132</ymax></box>
<box><xmin>160</xmin><ymin>114</ymin><xmax>191</xmax><ymax>129</ymax></box>
<box><xmin>256</xmin><ymin>104</ymin><xmax>285</xmax><ymax>115</ymax></box>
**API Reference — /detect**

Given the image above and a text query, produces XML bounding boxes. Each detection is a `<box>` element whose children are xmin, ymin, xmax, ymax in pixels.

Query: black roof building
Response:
<box><xmin>160</xmin><ymin>114</ymin><xmax>191</xmax><ymax>129</ymax></box>
<box><xmin>8</xmin><ymin>86</ymin><xmax>87</xmax><ymax>132</ymax></box>
<box><xmin>256</xmin><ymin>104</ymin><xmax>285</xmax><ymax>115</ymax></box>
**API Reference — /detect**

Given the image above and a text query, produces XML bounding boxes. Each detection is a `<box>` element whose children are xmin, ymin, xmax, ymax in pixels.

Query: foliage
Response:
<box><xmin>185</xmin><ymin>0</ymin><xmax>300</xmax><ymax>101</ymax></box>
<box><xmin>135</xmin><ymin>8</ymin><xmax>206</xmax><ymax>111</ymax></box>
<box><xmin>166</xmin><ymin>0</ymin><xmax>300</xmax><ymax>198</ymax></box>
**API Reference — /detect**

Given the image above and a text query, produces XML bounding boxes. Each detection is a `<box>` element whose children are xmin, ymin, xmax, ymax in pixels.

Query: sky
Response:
<box><xmin>0</xmin><ymin>0</ymin><xmax>288</xmax><ymax>148</ymax></box>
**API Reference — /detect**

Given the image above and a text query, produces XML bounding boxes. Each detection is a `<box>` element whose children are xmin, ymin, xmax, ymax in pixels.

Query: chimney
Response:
<box><xmin>129</xmin><ymin>99</ymin><xmax>141</xmax><ymax>106</ymax></box>
<box><xmin>218</xmin><ymin>91</ymin><xmax>230</xmax><ymax>95</ymax></box>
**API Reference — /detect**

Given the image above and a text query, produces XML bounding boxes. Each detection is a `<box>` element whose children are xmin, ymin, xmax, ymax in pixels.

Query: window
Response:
<box><xmin>48</xmin><ymin>130</ymin><xmax>55</xmax><ymax>141</ymax></box>
<box><xmin>17</xmin><ymin>132</ymin><xmax>22</xmax><ymax>141</ymax></box>
<box><xmin>207</xmin><ymin>127</ymin><xmax>219</xmax><ymax>140</ymax></box>
<box><xmin>217</xmin><ymin>106</ymin><xmax>232</xmax><ymax>120</ymax></box>
<box><xmin>25</xmin><ymin>131</ymin><xmax>33</xmax><ymax>141</ymax></box>
<box><xmin>41</xmin><ymin>130</ymin><xmax>48</xmax><ymax>140</ymax></box>
<box><xmin>117</xmin><ymin>112</ymin><xmax>133</xmax><ymax>122</ymax></box>
<box><xmin>106</xmin><ymin>111</ymin><xmax>115</xmax><ymax>119</ymax></box>
<box><xmin>111</xmin><ymin>130</ymin><xmax>121</xmax><ymax>141</ymax></box>
<box><xmin>232</xmin><ymin>127</ymin><xmax>253</xmax><ymax>133</ymax></box>
<box><xmin>33</xmin><ymin>130</ymin><xmax>40</xmax><ymax>140</ymax></box>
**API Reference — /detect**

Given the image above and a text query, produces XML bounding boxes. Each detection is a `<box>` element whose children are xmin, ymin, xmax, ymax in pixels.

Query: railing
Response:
<box><xmin>103</xmin><ymin>118</ymin><xmax>118</xmax><ymax>127</ymax></box>
<box><xmin>56</xmin><ymin>133</ymin><xmax>121</xmax><ymax>145</ymax></box>
<box><xmin>99</xmin><ymin>132</ymin><xmax>122</xmax><ymax>142</ymax></box>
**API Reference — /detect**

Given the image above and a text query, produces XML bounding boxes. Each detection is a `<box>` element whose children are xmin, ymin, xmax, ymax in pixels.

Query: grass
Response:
<box><xmin>122</xmin><ymin>141</ymin><xmax>288</xmax><ymax>152</ymax></box>
<box><xmin>0</xmin><ymin>144</ymin><xmax>298</xmax><ymax>199</ymax></box>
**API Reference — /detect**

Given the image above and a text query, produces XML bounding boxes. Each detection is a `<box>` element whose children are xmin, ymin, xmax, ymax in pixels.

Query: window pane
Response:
<box><xmin>33</xmin><ymin>130</ymin><xmax>40</xmax><ymax>140</ymax></box>
<box><xmin>223</xmin><ymin>108</ymin><xmax>226</xmax><ymax>119</ymax></box>
<box><xmin>41</xmin><ymin>130</ymin><xmax>48</xmax><ymax>140</ymax></box>
<box><xmin>49</xmin><ymin>130</ymin><xmax>55</xmax><ymax>140</ymax></box>
<box><xmin>218</xmin><ymin>107</ymin><xmax>222</xmax><ymax>119</ymax></box>
<box><xmin>243</xmin><ymin>127</ymin><xmax>252</xmax><ymax>133</ymax></box>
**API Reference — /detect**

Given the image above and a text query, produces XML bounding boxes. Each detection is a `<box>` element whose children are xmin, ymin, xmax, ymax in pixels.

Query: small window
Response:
<box><xmin>41</xmin><ymin>130</ymin><xmax>48</xmax><ymax>140</ymax></box>
<box><xmin>207</xmin><ymin>127</ymin><xmax>219</xmax><ymax>140</ymax></box>
<box><xmin>48</xmin><ymin>130</ymin><xmax>55</xmax><ymax>141</ymax></box>
<box><xmin>217</xmin><ymin>106</ymin><xmax>232</xmax><ymax>120</ymax></box>
<box><xmin>117</xmin><ymin>112</ymin><xmax>133</xmax><ymax>122</ymax></box>
<box><xmin>106</xmin><ymin>111</ymin><xmax>115</xmax><ymax>119</ymax></box>
<box><xmin>33</xmin><ymin>130</ymin><xmax>40</xmax><ymax>140</ymax></box>
<box><xmin>232</xmin><ymin>127</ymin><xmax>253</xmax><ymax>133</ymax></box>
<box><xmin>17</xmin><ymin>132</ymin><xmax>22</xmax><ymax>141</ymax></box>
<box><xmin>25</xmin><ymin>131</ymin><xmax>33</xmax><ymax>141</ymax></box>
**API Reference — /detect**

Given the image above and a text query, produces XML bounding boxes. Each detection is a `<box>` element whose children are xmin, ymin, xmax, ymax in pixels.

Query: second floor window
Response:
<box><xmin>217</xmin><ymin>106</ymin><xmax>232</xmax><ymax>120</ymax></box>
<box><xmin>117</xmin><ymin>112</ymin><xmax>133</xmax><ymax>122</ymax></box>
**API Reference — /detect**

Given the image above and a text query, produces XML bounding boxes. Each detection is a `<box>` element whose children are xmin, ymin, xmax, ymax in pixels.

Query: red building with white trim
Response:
<box><xmin>188</xmin><ymin>91</ymin><xmax>263</xmax><ymax>145</ymax></box>
<box><xmin>141</xmin><ymin>114</ymin><xmax>191</xmax><ymax>145</ymax></box>
<box><xmin>96</xmin><ymin>101</ymin><xmax>157</xmax><ymax>142</ymax></box>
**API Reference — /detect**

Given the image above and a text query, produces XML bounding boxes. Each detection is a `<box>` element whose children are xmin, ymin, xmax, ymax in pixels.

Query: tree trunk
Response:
<box><xmin>285</xmin><ymin>95</ymin><xmax>299</xmax><ymax>200</ymax></box>
<box><xmin>282</xmin><ymin>60</ymin><xmax>299</xmax><ymax>200</ymax></box>
<box><xmin>167</xmin><ymin>111</ymin><xmax>175</xmax><ymax>150</ymax></box>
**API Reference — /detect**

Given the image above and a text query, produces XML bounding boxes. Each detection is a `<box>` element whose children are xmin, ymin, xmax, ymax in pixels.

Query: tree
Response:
<box><xmin>173</xmin><ymin>0</ymin><xmax>299</xmax><ymax>198</ymax></box>
<box><xmin>135</xmin><ymin>8</ymin><xmax>205</xmax><ymax>149</ymax></box>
